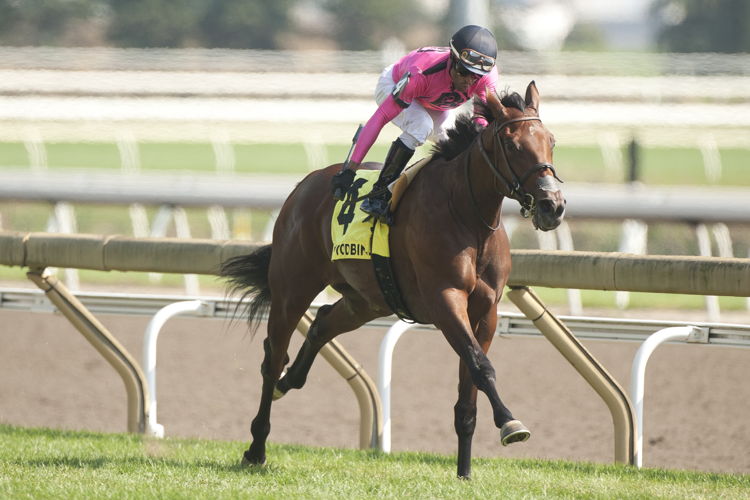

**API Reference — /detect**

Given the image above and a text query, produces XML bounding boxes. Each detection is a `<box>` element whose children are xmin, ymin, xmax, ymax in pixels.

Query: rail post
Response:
<box><xmin>507</xmin><ymin>286</ymin><xmax>637</xmax><ymax>466</ymax></box>
<box><xmin>26</xmin><ymin>268</ymin><xmax>150</xmax><ymax>434</ymax></box>
<box><xmin>297</xmin><ymin>311</ymin><xmax>383</xmax><ymax>450</ymax></box>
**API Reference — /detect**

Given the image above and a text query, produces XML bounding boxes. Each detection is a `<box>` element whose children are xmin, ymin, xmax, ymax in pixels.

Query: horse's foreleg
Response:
<box><xmin>434</xmin><ymin>290</ymin><xmax>529</xmax><ymax>476</ymax></box>
<box><xmin>472</xmin><ymin>306</ymin><xmax>530</xmax><ymax>447</ymax></box>
<box><xmin>455</xmin><ymin>305</ymin><xmax>501</xmax><ymax>478</ymax></box>
<box><xmin>434</xmin><ymin>292</ymin><xmax>513</xmax><ymax>423</ymax></box>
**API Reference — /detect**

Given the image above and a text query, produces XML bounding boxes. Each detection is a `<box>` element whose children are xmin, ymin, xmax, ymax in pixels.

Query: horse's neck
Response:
<box><xmin>460</xmin><ymin>130</ymin><xmax>506</xmax><ymax>230</ymax></box>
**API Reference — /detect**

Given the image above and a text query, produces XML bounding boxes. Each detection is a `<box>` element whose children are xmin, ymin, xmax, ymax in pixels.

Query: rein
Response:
<box><xmin>464</xmin><ymin>157</ymin><xmax>502</xmax><ymax>231</ymax></box>
<box><xmin>466</xmin><ymin>115</ymin><xmax>561</xmax><ymax>230</ymax></box>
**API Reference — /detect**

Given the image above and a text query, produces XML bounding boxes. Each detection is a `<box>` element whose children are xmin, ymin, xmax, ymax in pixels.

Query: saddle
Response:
<box><xmin>388</xmin><ymin>154</ymin><xmax>432</xmax><ymax>211</ymax></box>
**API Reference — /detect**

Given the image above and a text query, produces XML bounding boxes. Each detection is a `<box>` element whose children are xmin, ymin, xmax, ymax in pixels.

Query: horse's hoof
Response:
<box><xmin>272</xmin><ymin>370</ymin><xmax>288</xmax><ymax>400</ymax></box>
<box><xmin>272</xmin><ymin>386</ymin><xmax>286</xmax><ymax>400</ymax></box>
<box><xmin>241</xmin><ymin>450</ymin><xmax>266</xmax><ymax>467</ymax></box>
<box><xmin>501</xmin><ymin>419</ymin><xmax>531</xmax><ymax>446</ymax></box>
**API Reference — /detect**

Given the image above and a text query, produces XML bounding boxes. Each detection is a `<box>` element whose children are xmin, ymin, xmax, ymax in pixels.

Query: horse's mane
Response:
<box><xmin>431</xmin><ymin>92</ymin><xmax>527</xmax><ymax>161</ymax></box>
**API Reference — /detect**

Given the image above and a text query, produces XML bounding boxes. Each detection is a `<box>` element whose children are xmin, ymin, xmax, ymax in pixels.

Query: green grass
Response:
<box><xmin>0</xmin><ymin>141</ymin><xmax>390</xmax><ymax>174</ymax></box>
<box><xmin>1</xmin><ymin>425</ymin><xmax>748</xmax><ymax>499</ymax></box>
<box><xmin>552</xmin><ymin>145</ymin><xmax>750</xmax><ymax>186</ymax></box>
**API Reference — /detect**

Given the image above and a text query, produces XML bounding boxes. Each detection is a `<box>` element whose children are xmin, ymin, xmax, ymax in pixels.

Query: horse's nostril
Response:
<box><xmin>555</xmin><ymin>202</ymin><xmax>565</xmax><ymax>217</ymax></box>
<box><xmin>538</xmin><ymin>199</ymin><xmax>555</xmax><ymax>214</ymax></box>
<box><xmin>538</xmin><ymin>199</ymin><xmax>564</xmax><ymax>219</ymax></box>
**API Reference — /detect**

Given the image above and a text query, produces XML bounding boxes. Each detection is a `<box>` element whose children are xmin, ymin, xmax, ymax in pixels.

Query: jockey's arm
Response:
<box><xmin>471</xmin><ymin>68</ymin><xmax>500</xmax><ymax>130</ymax></box>
<box><xmin>350</xmin><ymin>95</ymin><xmax>406</xmax><ymax>164</ymax></box>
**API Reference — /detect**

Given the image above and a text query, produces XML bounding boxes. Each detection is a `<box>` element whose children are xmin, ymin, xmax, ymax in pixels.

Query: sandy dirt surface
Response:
<box><xmin>1</xmin><ymin>303</ymin><xmax>749</xmax><ymax>475</ymax></box>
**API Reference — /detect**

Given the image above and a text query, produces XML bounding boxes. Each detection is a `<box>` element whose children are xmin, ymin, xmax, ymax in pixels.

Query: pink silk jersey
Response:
<box><xmin>351</xmin><ymin>46</ymin><xmax>499</xmax><ymax>164</ymax></box>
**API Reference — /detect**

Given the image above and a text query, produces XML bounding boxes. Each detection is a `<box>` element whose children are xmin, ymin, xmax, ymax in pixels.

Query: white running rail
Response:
<box><xmin>143</xmin><ymin>299</ymin><xmax>206</xmax><ymax>438</ymax></box>
<box><xmin>378</xmin><ymin>317</ymin><xmax>747</xmax><ymax>468</ymax></box>
<box><xmin>629</xmin><ymin>325</ymin><xmax>708</xmax><ymax>468</ymax></box>
<box><xmin>2</xmin><ymin>287</ymin><xmax>749</xmax><ymax>465</ymax></box>
<box><xmin>376</xmin><ymin>320</ymin><xmax>415</xmax><ymax>453</ymax></box>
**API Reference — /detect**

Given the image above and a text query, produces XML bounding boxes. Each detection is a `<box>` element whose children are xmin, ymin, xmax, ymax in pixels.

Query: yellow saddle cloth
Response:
<box><xmin>331</xmin><ymin>170</ymin><xmax>389</xmax><ymax>261</ymax></box>
<box><xmin>330</xmin><ymin>156</ymin><xmax>431</xmax><ymax>262</ymax></box>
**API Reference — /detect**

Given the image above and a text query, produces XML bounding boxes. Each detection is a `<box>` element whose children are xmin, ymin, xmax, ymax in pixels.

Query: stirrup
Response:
<box><xmin>361</xmin><ymin>196</ymin><xmax>392</xmax><ymax>224</ymax></box>
<box><xmin>361</xmin><ymin>195</ymin><xmax>388</xmax><ymax>214</ymax></box>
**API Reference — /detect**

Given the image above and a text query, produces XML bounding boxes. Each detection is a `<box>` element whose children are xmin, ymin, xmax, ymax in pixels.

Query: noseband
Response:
<box><xmin>473</xmin><ymin>116</ymin><xmax>562</xmax><ymax>220</ymax></box>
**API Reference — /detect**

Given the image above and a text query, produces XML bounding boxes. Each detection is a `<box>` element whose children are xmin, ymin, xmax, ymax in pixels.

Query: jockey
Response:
<box><xmin>331</xmin><ymin>24</ymin><xmax>499</xmax><ymax>224</ymax></box>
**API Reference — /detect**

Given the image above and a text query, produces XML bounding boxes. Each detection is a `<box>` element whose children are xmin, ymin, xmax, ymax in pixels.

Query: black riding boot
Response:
<box><xmin>360</xmin><ymin>138</ymin><xmax>415</xmax><ymax>223</ymax></box>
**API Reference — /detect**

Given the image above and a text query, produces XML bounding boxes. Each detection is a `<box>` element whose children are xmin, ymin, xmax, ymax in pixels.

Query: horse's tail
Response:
<box><xmin>220</xmin><ymin>244</ymin><xmax>272</xmax><ymax>337</ymax></box>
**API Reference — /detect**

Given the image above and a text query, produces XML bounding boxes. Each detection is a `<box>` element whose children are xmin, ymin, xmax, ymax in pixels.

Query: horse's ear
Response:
<box><xmin>525</xmin><ymin>80</ymin><xmax>540</xmax><ymax>114</ymax></box>
<box><xmin>486</xmin><ymin>88</ymin><xmax>508</xmax><ymax>120</ymax></box>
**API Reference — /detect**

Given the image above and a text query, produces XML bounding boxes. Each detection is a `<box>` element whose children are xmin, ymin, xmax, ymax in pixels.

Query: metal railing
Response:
<box><xmin>3</xmin><ymin>286</ymin><xmax>749</xmax><ymax>467</ymax></box>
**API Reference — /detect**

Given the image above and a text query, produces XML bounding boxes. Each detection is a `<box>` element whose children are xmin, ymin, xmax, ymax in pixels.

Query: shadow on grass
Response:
<box><xmin>360</xmin><ymin>448</ymin><xmax>455</xmax><ymax>467</ymax></box>
<box><xmin>494</xmin><ymin>457</ymin><xmax>747</xmax><ymax>485</ymax></box>
<box><xmin>17</xmin><ymin>455</ymin><xmax>281</xmax><ymax>476</ymax></box>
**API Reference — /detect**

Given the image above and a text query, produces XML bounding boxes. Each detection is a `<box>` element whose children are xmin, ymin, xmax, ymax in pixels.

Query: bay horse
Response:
<box><xmin>222</xmin><ymin>81</ymin><xmax>565</xmax><ymax>479</ymax></box>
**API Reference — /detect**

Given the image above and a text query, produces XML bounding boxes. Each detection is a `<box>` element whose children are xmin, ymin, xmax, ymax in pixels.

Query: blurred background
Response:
<box><xmin>0</xmin><ymin>0</ymin><xmax>748</xmax><ymax>314</ymax></box>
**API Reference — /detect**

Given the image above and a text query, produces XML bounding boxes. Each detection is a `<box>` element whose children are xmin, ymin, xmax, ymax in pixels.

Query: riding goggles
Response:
<box><xmin>451</xmin><ymin>46</ymin><xmax>495</xmax><ymax>74</ymax></box>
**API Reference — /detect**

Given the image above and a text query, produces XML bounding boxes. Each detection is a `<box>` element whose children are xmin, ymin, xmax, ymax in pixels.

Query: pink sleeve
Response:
<box><xmin>472</xmin><ymin>66</ymin><xmax>499</xmax><ymax>103</ymax></box>
<box><xmin>351</xmin><ymin>95</ymin><xmax>405</xmax><ymax>163</ymax></box>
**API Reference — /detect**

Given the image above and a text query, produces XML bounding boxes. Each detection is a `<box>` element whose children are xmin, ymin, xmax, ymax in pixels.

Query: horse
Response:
<box><xmin>221</xmin><ymin>81</ymin><xmax>565</xmax><ymax>479</ymax></box>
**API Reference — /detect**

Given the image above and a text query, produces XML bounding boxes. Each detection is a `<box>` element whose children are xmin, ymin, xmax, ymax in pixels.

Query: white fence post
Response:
<box><xmin>630</xmin><ymin>325</ymin><xmax>707</xmax><ymax>469</ymax></box>
<box><xmin>211</xmin><ymin>130</ymin><xmax>235</xmax><ymax>175</ymax></box>
<box><xmin>698</xmin><ymin>134</ymin><xmax>722</xmax><ymax>184</ymax></box>
<box><xmin>24</xmin><ymin>126</ymin><xmax>48</xmax><ymax>173</ymax></box>
<box><xmin>616</xmin><ymin>219</ymin><xmax>648</xmax><ymax>309</ymax></box>
<box><xmin>142</xmin><ymin>299</ymin><xmax>205</xmax><ymax>438</ymax></box>
<box><xmin>377</xmin><ymin>320</ymin><xmax>417</xmax><ymax>453</ymax></box>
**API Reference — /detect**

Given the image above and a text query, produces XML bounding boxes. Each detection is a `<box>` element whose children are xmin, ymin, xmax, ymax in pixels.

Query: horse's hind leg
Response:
<box><xmin>455</xmin><ymin>362</ymin><xmax>479</xmax><ymax>479</ymax></box>
<box><xmin>243</xmin><ymin>281</ymin><xmax>324</xmax><ymax>466</ymax></box>
<box><xmin>275</xmin><ymin>291</ymin><xmax>380</xmax><ymax>397</ymax></box>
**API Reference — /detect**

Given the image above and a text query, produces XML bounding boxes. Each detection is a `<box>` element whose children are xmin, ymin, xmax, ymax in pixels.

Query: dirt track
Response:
<box><xmin>1</xmin><ymin>304</ymin><xmax>749</xmax><ymax>475</ymax></box>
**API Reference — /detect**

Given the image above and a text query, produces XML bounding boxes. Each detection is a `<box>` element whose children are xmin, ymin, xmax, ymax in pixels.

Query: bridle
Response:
<box><xmin>466</xmin><ymin>115</ymin><xmax>562</xmax><ymax>230</ymax></box>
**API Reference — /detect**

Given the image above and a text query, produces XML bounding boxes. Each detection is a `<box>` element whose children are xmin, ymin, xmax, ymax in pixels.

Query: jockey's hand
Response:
<box><xmin>472</xmin><ymin>118</ymin><xmax>487</xmax><ymax>134</ymax></box>
<box><xmin>332</xmin><ymin>166</ymin><xmax>356</xmax><ymax>201</ymax></box>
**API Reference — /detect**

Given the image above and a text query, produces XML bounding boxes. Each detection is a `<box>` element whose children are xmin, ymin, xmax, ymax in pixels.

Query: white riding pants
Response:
<box><xmin>375</xmin><ymin>64</ymin><xmax>456</xmax><ymax>150</ymax></box>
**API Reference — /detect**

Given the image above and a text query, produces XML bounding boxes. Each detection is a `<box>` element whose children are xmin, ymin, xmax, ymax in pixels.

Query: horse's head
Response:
<box><xmin>485</xmin><ymin>82</ymin><xmax>565</xmax><ymax>231</ymax></box>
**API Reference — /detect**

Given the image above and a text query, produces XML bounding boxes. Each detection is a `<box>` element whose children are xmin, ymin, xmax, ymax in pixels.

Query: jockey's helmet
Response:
<box><xmin>449</xmin><ymin>25</ymin><xmax>497</xmax><ymax>76</ymax></box>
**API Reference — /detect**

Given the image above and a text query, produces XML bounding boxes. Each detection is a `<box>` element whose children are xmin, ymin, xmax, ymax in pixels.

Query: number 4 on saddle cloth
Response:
<box><xmin>330</xmin><ymin>156</ymin><xmax>431</xmax><ymax>322</ymax></box>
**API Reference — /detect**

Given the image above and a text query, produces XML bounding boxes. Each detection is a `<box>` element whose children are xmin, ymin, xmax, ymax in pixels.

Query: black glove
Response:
<box><xmin>331</xmin><ymin>168</ymin><xmax>356</xmax><ymax>201</ymax></box>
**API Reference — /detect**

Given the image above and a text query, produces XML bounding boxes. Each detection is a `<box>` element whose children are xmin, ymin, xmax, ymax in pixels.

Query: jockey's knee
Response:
<box><xmin>398</xmin><ymin>131</ymin><xmax>425</xmax><ymax>150</ymax></box>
